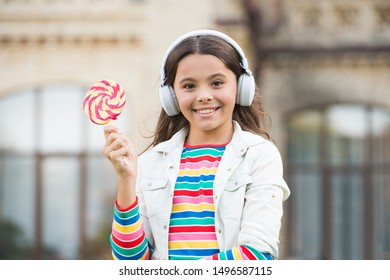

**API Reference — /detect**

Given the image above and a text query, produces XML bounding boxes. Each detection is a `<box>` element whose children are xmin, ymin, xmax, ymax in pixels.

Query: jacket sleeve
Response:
<box><xmin>110</xmin><ymin>197</ymin><xmax>151</xmax><ymax>260</ymax></box>
<box><xmin>238</xmin><ymin>142</ymin><xmax>290</xmax><ymax>259</ymax></box>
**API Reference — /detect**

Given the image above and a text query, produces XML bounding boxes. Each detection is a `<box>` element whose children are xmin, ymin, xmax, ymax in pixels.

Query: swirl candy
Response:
<box><xmin>83</xmin><ymin>79</ymin><xmax>126</xmax><ymax>125</ymax></box>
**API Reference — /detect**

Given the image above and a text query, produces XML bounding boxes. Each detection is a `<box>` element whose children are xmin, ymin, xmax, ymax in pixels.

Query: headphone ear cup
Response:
<box><xmin>236</xmin><ymin>73</ymin><xmax>255</xmax><ymax>106</ymax></box>
<box><xmin>159</xmin><ymin>85</ymin><xmax>181</xmax><ymax>116</ymax></box>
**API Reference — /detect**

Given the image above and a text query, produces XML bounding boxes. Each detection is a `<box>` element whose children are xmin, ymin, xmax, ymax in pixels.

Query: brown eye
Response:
<box><xmin>212</xmin><ymin>80</ymin><xmax>223</xmax><ymax>87</ymax></box>
<box><xmin>184</xmin><ymin>83</ymin><xmax>195</xmax><ymax>90</ymax></box>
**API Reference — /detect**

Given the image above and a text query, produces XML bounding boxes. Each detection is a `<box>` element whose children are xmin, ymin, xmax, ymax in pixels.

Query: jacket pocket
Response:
<box><xmin>140</xmin><ymin>177</ymin><xmax>169</xmax><ymax>218</ymax></box>
<box><xmin>219</xmin><ymin>174</ymin><xmax>252</xmax><ymax>221</ymax></box>
<box><xmin>224</xmin><ymin>175</ymin><xmax>252</xmax><ymax>192</ymax></box>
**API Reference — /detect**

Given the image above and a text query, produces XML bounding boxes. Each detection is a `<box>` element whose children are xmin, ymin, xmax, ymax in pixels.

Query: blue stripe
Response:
<box><xmin>170</xmin><ymin>210</ymin><xmax>215</xmax><ymax>219</ymax></box>
<box><xmin>114</xmin><ymin>211</ymin><xmax>140</xmax><ymax>225</ymax></box>
<box><xmin>263</xmin><ymin>253</ymin><xmax>273</xmax><ymax>260</ymax></box>
<box><xmin>226</xmin><ymin>249</ymin><xmax>234</xmax><ymax>260</ymax></box>
<box><xmin>169</xmin><ymin>248</ymin><xmax>220</xmax><ymax>257</ymax></box>
<box><xmin>176</xmin><ymin>175</ymin><xmax>215</xmax><ymax>183</ymax></box>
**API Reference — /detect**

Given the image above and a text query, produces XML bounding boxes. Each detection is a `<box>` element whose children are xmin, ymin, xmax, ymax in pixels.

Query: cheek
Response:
<box><xmin>228</xmin><ymin>92</ymin><xmax>237</xmax><ymax>105</ymax></box>
<box><xmin>221</xmin><ymin>81</ymin><xmax>238</xmax><ymax>105</ymax></box>
<box><xmin>219</xmin><ymin>90</ymin><xmax>237</xmax><ymax>107</ymax></box>
<box><xmin>175</xmin><ymin>92</ymin><xmax>192</xmax><ymax>109</ymax></box>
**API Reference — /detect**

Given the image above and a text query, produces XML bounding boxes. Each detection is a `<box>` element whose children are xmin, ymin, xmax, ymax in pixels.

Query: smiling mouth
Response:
<box><xmin>194</xmin><ymin>107</ymin><xmax>220</xmax><ymax>115</ymax></box>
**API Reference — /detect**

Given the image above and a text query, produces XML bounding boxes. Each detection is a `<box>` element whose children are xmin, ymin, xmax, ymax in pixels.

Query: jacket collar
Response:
<box><xmin>151</xmin><ymin>126</ymin><xmax>187</xmax><ymax>154</ymax></box>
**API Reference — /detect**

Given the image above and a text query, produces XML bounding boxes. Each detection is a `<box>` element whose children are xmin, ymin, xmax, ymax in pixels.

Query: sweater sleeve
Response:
<box><xmin>202</xmin><ymin>245</ymin><xmax>272</xmax><ymax>260</ymax></box>
<box><xmin>110</xmin><ymin>196</ymin><xmax>151</xmax><ymax>260</ymax></box>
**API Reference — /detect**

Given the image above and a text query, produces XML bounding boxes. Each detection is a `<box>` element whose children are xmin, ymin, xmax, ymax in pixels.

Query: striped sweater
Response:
<box><xmin>110</xmin><ymin>143</ymin><xmax>272</xmax><ymax>260</ymax></box>
<box><xmin>168</xmin><ymin>143</ymin><xmax>224</xmax><ymax>259</ymax></box>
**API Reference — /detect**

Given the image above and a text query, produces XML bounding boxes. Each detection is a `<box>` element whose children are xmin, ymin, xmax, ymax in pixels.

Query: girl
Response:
<box><xmin>103</xmin><ymin>29</ymin><xmax>290</xmax><ymax>260</ymax></box>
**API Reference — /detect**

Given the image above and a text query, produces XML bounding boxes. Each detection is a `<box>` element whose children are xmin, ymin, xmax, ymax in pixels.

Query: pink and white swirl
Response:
<box><xmin>83</xmin><ymin>79</ymin><xmax>126</xmax><ymax>125</ymax></box>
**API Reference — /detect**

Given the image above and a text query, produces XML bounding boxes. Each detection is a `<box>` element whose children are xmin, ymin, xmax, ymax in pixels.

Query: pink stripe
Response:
<box><xmin>169</xmin><ymin>233</ymin><xmax>217</xmax><ymax>241</ymax></box>
<box><xmin>180</xmin><ymin>161</ymin><xmax>219</xmax><ymax>170</ymax></box>
<box><xmin>172</xmin><ymin>196</ymin><xmax>214</xmax><ymax>205</ymax></box>
<box><xmin>239</xmin><ymin>246</ymin><xmax>249</xmax><ymax>260</ymax></box>
<box><xmin>112</xmin><ymin>225</ymin><xmax>144</xmax><ymax>242</ymax></box>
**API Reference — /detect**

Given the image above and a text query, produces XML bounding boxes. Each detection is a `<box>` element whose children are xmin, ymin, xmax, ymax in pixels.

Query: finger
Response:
<box><xmin>105</xmin><ymin>131</ymin><xmax>127</xmax><ymax>147</ymax></box>
<box><xmin>105</xmin><ymin>146</ymin><xmax>130</xmax><ymax>164</ymax></box>
<box><xmin>104</xmin><ymin>136</ymin><xmax>136</xmax><ymax>159</ymax></box>
<box><xmin>103</xmin><ymin>125</ymin><xmax>120</xmax><ymax>141</ymax></box>
<box><xmin>106</xmin><ymin>137</ymin><xmax>129</xmax><ymax>154</ymax></box>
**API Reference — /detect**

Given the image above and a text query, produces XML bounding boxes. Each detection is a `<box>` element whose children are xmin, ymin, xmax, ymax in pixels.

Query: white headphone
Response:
<box><xmin>159</xmin><ymin>29</ymin><xmax>256</xmax><ymax>116</ymax></box>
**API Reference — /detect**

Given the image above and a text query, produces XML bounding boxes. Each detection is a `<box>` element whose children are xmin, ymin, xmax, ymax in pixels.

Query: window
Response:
<box><xmin>0</xmin><ymin>85</ymin><xmax>129</xmax><ymax>259</ymax></box>
<box><xmin>287</xmin><ymin>104</ymin><xmax>390</xmax><ymax>259</ymax></box>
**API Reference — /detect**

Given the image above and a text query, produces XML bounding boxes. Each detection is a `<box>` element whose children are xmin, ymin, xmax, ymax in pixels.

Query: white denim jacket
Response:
<box><xmin>136</xmin><ymin>121</ymin><xmax>290</xmax><ymax>260</ymax></box>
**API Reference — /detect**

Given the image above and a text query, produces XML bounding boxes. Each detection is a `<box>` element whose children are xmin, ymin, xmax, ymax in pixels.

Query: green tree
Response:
<box><xmin>0</xmin><ymin>219</ymin><xmax>33</xmax><ymax>259</ymax></box>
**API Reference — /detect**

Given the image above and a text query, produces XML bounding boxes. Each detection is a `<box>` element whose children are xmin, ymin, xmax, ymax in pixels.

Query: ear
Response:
<box><xmin>236</xmin><ymin>73</ymin><xmax>255</xmax><ymax>106</ymax></box>
<box><xmin>159</xmin><ymin>85</ymin><xmax>181</xmax><ymax>116</ymax></box>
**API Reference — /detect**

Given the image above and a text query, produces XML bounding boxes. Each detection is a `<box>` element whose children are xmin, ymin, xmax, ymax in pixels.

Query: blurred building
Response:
<box><xmin>247</xmin><ymin>0</ymin><xmax>390</xmax><ymax>259</ymax></box>
<box><xmin>0</xmin><ymin>0</ymin><xmax>389</xmax><ymax>260</ymax></box>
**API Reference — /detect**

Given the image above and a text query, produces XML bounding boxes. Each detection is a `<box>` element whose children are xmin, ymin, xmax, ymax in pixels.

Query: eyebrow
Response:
<box><xmin>178</xmin><ymin>73</ymin><xmax>228</xmax><ymax>84</ymax></box>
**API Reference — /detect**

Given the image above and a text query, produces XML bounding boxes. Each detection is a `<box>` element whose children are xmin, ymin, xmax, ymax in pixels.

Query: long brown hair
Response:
<box><xmin>143</xmin><ymin>34</ymin><xmax>271</xmax><ymax>152</ymax></box>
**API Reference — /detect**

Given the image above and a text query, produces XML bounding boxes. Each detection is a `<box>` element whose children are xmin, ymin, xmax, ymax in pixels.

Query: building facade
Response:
<box><xmin>246</xmin><ymin>0</ymin><xmax>390</xmax><ymax>259</ymax></box>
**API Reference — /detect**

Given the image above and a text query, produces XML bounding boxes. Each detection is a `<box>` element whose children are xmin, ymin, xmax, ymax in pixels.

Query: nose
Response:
<box><xmin>196</xmin><ymin>87</ymin><xmax>213</xmax><ymax>102</ymax></box>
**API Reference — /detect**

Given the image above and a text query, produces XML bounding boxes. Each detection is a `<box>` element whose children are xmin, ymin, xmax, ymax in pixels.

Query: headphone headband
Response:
<box><xmin>160</xmin><ymin>29</ymin><xmax>251</xmax><ymax>84</ymax></box>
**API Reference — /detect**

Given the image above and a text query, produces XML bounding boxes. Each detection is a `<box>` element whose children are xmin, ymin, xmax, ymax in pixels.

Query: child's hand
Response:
<box><xmin>103</xmin><ymin>125</ymin><xmax>137</xmax><ymax>180</ymax></box>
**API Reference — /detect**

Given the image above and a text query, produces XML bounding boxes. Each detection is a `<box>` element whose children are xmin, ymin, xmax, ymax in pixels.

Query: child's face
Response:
<box><xmin>173</xmin><ymin>53</ymin><xmax>237</xmax><ymax>142</ymax></box>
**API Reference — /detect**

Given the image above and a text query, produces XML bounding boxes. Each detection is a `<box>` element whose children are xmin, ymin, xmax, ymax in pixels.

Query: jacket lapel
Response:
<box><xmin>213</xmin><ymin>122</ymin><xmax>249</xmax><ymax>211</ymax></box>
<box><xmin>152</xmin><ymin>128</ymin><xmax>187</xmax><ymax>196</ymax></box>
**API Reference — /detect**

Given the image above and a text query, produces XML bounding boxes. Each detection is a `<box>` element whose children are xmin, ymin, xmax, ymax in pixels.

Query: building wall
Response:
<box><xmin>257</xmin><ymin>0</ymin><xmax>390</xmax><ymax>148</ymax></box>
<box><xmin>0</xmin><ymin>0</ymin><xmax>252</xmax><ymax>150</ymax></box>
<box><xmin>255</xmin><ymin>0</ymin><xmax>390</xmax><ymax>259</ymax></box>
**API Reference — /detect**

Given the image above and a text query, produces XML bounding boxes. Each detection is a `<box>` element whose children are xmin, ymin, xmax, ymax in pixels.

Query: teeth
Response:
<box><xmin>197</xmin><ymin>108</ymin><xmax>216</xmax><ymax>114</ymax></box>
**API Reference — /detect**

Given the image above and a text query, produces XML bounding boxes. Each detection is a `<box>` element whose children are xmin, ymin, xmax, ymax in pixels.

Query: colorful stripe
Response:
<box><xmin>168</xmin><ymin>143</ymin><xmax>226</xmax><ymax>260</ymax></box>
<box><xmin>202</xmin><ymin>245</ymin><xmax>273</xmax><ymax>260</ymax></box>
<box><xmin>110</xmin><ymin>197</ymin><xmax>150</xmax><ymax>260</ymax></box>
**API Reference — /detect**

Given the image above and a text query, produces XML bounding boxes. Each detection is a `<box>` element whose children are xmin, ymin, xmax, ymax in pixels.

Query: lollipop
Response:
<box><xmin>83</xmin><ymin>79</ymin><xmax>126</xmax><ymax>125</ymax></box>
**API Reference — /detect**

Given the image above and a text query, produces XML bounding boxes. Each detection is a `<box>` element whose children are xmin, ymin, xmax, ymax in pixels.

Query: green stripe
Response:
<box><xmin>114</xmin><ymin>204</ymin><xmax>139</xmax><ymax>219</ymax></box>
<box><xmin>243</xmin><ymin>244</ymin><xmax>267</xmax><ymax>260</ymax></box>
<box><xmin>169</xmin><ymin>218</ymin><xmax>215</xmax><ymax>226</ymax></box>
<box><xmin>219</xmin><ymin>251</ymin><xmax>227</xmax><ymax>260</ymax></box>
<box><xmin>175</xmin><ymin>182</ymin><xmax>213</xmax><ymax>190</ymax></box>
<box><xmin>182</xmin><ymin>148</ymin><xmax>224</xmax><ymax>158</ymax></box>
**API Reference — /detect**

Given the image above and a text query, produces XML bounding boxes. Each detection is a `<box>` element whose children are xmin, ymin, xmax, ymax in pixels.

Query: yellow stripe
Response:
<box><xmin>233</xmin><ymin>247</ymin><xmax>243</xmax><ymax>260</ymax></box>
<box><xmin>113</xmin><ymin>219</ymin><xmax>142</xmax><ymax>233</ymax></box>
<box><xmin>169</xmin><ymin>241</ymin><xmax>219</xmax><ymax>249</ymax></box>
<box><xmin>140</xmin><ymin>248</ymin><xmax>149</xmax><ymax>260</ymax></box>
<box><xmin>178</xmin><ymin>167</ymin><xmax>218</xmax><ymax>176</ymax></box>
<box><xmin>171</xmin><ymin>203</ymin><xmax>215</xmax><ymax>212</ymax></box>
